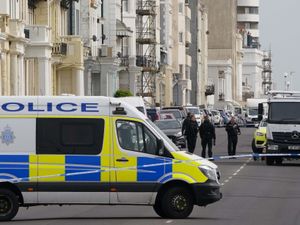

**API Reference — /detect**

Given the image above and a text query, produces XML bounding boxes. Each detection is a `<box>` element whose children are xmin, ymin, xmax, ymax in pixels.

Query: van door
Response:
<box><xmin>36</xmin><ymin>117</ymin><xmax>110</xmax><ymax>204</ymax></box>
<box><xmin>112</xmin><ymin>118</ymin><xmax>171</xmax><ymax>204</ymax></box>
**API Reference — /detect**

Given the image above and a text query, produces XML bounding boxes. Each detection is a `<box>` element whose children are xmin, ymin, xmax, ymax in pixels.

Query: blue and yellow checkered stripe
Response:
<box><xmin>0</xmin><ymin>155</ymin><xmax>174</xmax><ymax>183</ymax></box>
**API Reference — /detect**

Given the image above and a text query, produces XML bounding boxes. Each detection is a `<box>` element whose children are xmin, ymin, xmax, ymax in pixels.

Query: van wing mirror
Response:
<box><xmin>258</xmin><ymin>103</ymin><xmax>264</xmax><ymax>121</ymax></box>
<box><xmin>157</xmin><ymin>139</ymin><xmax>165</xmax><ymax>156</ymax></box>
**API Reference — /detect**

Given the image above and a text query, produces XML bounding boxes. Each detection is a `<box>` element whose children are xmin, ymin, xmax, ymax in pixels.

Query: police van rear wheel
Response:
<box><xmin>161</xmin><ymin>187</ymin><xmax>193</xmax><ymax>219</ymax></box>
<box><xmin>0</xmin><ymin>189</ymin><xmax>19</xmax><ymax>221</ymax></box>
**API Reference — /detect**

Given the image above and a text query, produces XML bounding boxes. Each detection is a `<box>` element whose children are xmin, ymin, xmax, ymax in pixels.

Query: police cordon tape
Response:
<box><xmin>1</xmin><ymin>153</ymin><xmax>300</xmax><ymax>183</ymax></box>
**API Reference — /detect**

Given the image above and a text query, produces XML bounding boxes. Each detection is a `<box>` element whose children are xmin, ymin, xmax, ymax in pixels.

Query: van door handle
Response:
<box><xmin>116</xmin><ymin>157</ymin><xmax>129</xmax><ymax>162</ymax></box>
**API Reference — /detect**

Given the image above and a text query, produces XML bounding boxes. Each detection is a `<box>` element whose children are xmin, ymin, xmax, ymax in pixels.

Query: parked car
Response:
<box><xmin>252</xmin><ymin>119</ymin><xmax>267</xmax><ymax>153</ymax></box>
<box><xmin>146</xmin><ymin>108</ymin><xmax>160</xmax><ymax>122</ymax></box>
<box><xmin>184</xmin><ymin>106</ymin><xmax>202</xmax><ymax>126</ymax></box>
<box><xmin>161</xmin><ymin>106</ymin><xmax>187</xmax><ymax>118</ymax></box>
<box><xmin>211</xmin><ymin>110</ymin><xmax>223</xmax><ymax>126</ymax></box>
<box><xmin>160</xmin><ymin>109</ymin><xmax>185</xmax><ymax>122</ymax></box>
<box><xmin>154</xmin><ymin>119</ymin><xmax>186</xmax><ymax>148</ymax></box>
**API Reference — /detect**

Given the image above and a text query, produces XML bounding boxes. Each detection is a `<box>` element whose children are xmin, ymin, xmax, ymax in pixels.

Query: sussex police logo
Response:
<box><xmin>0</xmin><ymin>126</ymin><xmax>16</xmax><ymax>146</ymax></box>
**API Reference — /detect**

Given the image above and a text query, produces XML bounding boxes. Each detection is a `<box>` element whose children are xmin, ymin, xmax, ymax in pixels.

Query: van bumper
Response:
<box><xmin>192</xmin><ymin>180</ymin><xmax>222</xmax><ymax>206</ymax></box>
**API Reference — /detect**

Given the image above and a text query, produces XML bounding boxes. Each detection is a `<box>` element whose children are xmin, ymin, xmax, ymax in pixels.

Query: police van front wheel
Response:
<box><xmin>0</xmin><ymin>189</ymin><xmax>19</xmax><ymax>221</ymax></box>
<box><xmin>160</xmin><ymin>187</ymin><xmax>193</xmax><ymax>219</ymax></box>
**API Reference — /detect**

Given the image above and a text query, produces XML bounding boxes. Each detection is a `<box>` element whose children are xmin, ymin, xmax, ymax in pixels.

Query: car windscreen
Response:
<box><xmin>155</xmin><ymin>120</ymin><xmax>181</xmax><ymax>130</ymax></box>
<box><xmin>269</xmin><ymin>102</ymin><xmax>300</xmax><ymax>123</ymax></box>
<box><xmin>161</xmin><ymin>110</ymin><xmax>181</xmax><ymax>119</ymax></box>
<box><xmin>211</xmin><ymin>111</ymin><xmax>218</xmax><ymax>116</ymax></box>
<box><xmin>248</xmin><ymin>108</ymin><xmax>258</xmax><ymax>116</ymax></box>
<box><xmin>186</xmin><ymin>108</ymin><xmax>200</xmax><ymax>115</ymax></box>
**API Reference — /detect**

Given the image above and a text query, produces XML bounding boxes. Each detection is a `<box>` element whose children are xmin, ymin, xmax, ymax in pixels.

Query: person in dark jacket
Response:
<box><xmin>185</xmin><ymin>114</ymin><xmax>199</xmax><ymax>153</ymax></box>
<box><xmin>225</xmin><ymin>117</ymin><xmax>241</xmax><ymax>156</ymax></box>
<box><xmin>199</xmin><ymin>115</ymin><xmax>216</xmax><ymax>158</ymax></box>
<box><xmin>182</xmin><ymin>112</ymin><xmax>191</xmax><ymax>135</ymax></box>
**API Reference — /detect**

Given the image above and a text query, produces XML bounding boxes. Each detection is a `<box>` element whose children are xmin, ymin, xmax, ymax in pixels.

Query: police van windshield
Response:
<box><xmin>269</xmin><ymin>102</ymin><xmax>300</xmax><ymax>123</ymax></box>
<box><xmin>146</xmin><ymin>119</ymin><xmax>180</xmax><ymax>152</ymax></box>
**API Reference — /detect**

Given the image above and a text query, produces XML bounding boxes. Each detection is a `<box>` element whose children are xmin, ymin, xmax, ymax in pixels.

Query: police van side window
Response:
<box><xmin>116</xmin><ymin>120</ymin><xmax>158</xmax><ymax>155</ymax></box>
<box><xmin>36</xmin><ymin>118</ymin><xmax>104</xmax><ymax>155</ymax></box>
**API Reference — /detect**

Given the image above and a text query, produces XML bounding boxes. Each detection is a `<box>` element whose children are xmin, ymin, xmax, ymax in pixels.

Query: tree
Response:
<box><xmin>114</xmin><ymin>89</ymin><xmax>133</xmax><ymax>97</ymax></box>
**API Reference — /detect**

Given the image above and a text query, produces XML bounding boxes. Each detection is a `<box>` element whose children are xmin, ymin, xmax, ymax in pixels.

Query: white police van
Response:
<box><xmin>0</xmin><ymin>96</ymin><xmax>221</xmax><ymax>220</ymax></box>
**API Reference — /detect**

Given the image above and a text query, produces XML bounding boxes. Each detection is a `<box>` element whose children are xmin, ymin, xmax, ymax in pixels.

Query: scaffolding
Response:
<box><xmin>136</xmin><ymin>0</ymin><xmax>158</xmax><ymax>99</ymax></box>
<box><xmin>262</xmin><ymin>50</ymin><xmax>272</xmax><ymax>95</ymax></box>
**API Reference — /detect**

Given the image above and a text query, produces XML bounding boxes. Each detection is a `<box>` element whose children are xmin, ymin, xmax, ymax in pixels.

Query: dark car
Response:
<box><xmin>146</xmin><ymin>108</ymin><xmax>160</xmax><ymax>122</ymax></box>
<box><xmin>154</xmin><ymin>119</ymin><xmax>186</xmax><ymax>148</ymax></box>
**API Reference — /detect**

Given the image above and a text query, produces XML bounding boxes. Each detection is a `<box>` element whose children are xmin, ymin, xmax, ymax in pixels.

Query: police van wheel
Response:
<box><xmin>161</xmin><ymin>187</ymin><xmax>193</xmax><ymax>219</ymax></box>
<box><xmin>153</xmin><ymin>202</ymin><xmax>166</xmax><ymax>218</ymax></box>
<box><xmin>0</xmin><ymin>189</ymin><xmax>19</xmax><ymax>221</ymax></box>
<box><xmin>266</xmin><ymin>157</ymin><xmax>275</xmax><ymax>165</ymax></box>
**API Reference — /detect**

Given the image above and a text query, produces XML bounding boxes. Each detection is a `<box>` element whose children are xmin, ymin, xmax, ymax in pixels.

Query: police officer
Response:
<box><xmin>185</xmin><ymin>114</ymin><xmax>199</xmax><ymax>153</ymax></box>
<box><xmin>225</xmin><ymin>117</ymin><xmax>241</xmax><ymax>156</ymax></box>
<box><xmin>182</xmin><ymin>112</ymin><xmax>191</xmax><ymax>136</ymax></box>
<box><xmin>199</xmin><ymin>115</ymin><xmax>216</xmax><ymax>158</ymax></box>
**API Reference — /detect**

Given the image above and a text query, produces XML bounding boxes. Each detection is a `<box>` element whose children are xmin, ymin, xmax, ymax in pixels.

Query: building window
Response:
<box><xmin>179</xmin><ymin>32</ymin><xmax>183</xmax><ymax>43</ymax></box>
<box><xmin>122</xmin><ymin>0</ymin><xmax>129</xmax><ymax>12</ymax></box>
<box><xmin>249</xmin><ymin>7</ymin><xmax>259</xmax><ymax>14</ymax></box>
<box><xmin>101</xmin><ymin>0</ymin><xmax>104</xmax><ymax>18</ymax></box>
<box><xmin>116</xmin><ymin>120</ymin><xmax>158</xmax><ymax>155</ymax></box>
<box><xmin>91</xmin><ymin>73</ymin><xmax>101</xmax><ymax>96</ymax></box>
<box><xmin>179</xmin><ymin>64</ymin><xmax>183</xmax><ymax>74</ymax></box>
<box><xmin>179</xmin><ymin>3</ymin><xmax>183</xmax><ymax>13</ymax></box>
<box><xmin>76</xmin><ymin>9</ymin><xmax>80</xmax><ymax>35</ymax></box>
<box><xmin>37</xmin><ymin>118</ymin><xmax>105</xmax><ymax>155</ymax></box>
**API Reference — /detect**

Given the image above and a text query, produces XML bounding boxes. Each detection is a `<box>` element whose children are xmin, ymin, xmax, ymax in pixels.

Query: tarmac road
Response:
<box><xmin>4</xmin><ymin>127</ymin><xmax>300</xmax><ymax>225</ymax></box>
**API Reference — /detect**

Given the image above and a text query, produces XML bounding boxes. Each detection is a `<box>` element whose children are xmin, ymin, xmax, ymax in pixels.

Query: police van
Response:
<box><xmin>0</xmin><ymin>96</ymin><xmax>221</xmax><ymax>221</ymax></box>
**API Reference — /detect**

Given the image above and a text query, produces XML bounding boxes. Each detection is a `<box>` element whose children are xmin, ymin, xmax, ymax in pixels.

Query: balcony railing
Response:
<box><xmin>52</xmin><ymin>42</ymin><xmax>67</xmax><ymax>55</ymax></box>
<box><xmin>119</xmin><ymin>56</ymin><xmax>130</xmax><ymax>67</ymax></box>
<box><xmin>205</xmin><ymin>84</ymin><xmax>215</xmax><ymax>96</ymax></box>
<box><xmin>25</xmin><ymin>25</ymin><xmax>51</xmax><ymax>43</ymax></box>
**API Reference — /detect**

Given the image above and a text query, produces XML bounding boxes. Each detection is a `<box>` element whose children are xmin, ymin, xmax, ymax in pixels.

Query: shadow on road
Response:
<box><xmin>13</xmin><ymin>216</ymin><xmax>226</xmax><ymax>222</ymax></box>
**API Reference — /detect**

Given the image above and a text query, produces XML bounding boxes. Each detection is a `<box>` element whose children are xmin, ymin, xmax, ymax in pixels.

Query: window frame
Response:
<box><xmin>36</xmin><ymin>118</ymin><xmax>105</xmax><ymax>155</ymax></box>
<box><xmin>116</xmin><ymin>119</ymin><xmax>159</xmax><ymax>156</ymax></box>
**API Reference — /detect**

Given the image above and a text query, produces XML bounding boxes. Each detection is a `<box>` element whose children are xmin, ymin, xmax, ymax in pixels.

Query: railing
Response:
<box><xmin>52</xmin><ymin>42</ymin><xmax>67</xmax><ymax>55</ymax></box>
<box><xmin>205</xmin><ymin>84</ymin><xmax>215</xmax><ymax>96</ymax></box>
<box><xmin>119</xmin><ymin>56</ymin><xmax>130</xmax><ymax>67</ymax></box>
<box><xmin>136</xmin><ymin>55</ymin><xmax>156</xmax><ymax>68</ymax></box>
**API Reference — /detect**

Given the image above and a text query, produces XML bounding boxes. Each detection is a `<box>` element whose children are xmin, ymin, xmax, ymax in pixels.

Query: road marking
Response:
<box><xmin>221</xmin><ymin>158</ymin><xmax>251</xmax><ymax>186</ymax></box>
<box><xmin>166</xmin><ymin>220</ymin><xmax>173</xmax><ymax>223</ymax></box>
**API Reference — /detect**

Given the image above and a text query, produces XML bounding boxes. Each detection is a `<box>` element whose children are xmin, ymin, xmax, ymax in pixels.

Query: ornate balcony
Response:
<box><xmin>205</xmin><ymin>84</ymin><xmax>215</xmax><ymax>96</ymax></box>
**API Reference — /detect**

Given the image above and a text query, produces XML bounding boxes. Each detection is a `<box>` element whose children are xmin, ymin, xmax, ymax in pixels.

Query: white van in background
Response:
<box><xmin>118</xmin><ymin>96</ymin><xmax>147</xmax><ymax>115</ymax></box>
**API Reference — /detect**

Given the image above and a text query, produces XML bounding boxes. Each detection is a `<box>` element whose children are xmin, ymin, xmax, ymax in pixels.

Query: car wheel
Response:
<box><xmin>266</xmin><ymin>157</ymin><xmax>275</xmax><ymax>166</ymax></box>
<box><xmin>0</xmin><ymin>189</ymin><xmax>19</xmax><ymax>221</ymax></box>
<box><xmin>160</xmin><ymin>187</ymin><xmax>193</xmax><ymax>219</ymax></box>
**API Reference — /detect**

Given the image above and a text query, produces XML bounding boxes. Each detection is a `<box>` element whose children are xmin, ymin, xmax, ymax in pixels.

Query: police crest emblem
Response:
<box><xmin>0</xmin><ymin>125</ymin><xmax>16</xmax><ymax>146</ymax></box>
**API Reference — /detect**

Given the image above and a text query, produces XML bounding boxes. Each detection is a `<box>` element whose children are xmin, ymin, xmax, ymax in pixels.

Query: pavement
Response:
<box><xmin>5</xmin><ymin>127</ymin><xmax>300</xmax><ymax>225</ymax></box>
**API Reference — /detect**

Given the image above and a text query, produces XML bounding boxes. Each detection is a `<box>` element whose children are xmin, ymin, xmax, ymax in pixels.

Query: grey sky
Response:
<box><xmin>260</xmin><ymin>0</ymin><xmax>300</xmax><ymax>91</ymax></box>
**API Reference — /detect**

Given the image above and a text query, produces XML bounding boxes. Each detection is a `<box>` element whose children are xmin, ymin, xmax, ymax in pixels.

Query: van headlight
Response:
<box><xmin>199</xmin><ymin>166</ymin><xmax>218</xmax><ymax>181</ymax></box>
<box><xmin>256</xmin><ymin>132</ymin><xmax>264</xmax><ymax>136</ymax></box>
